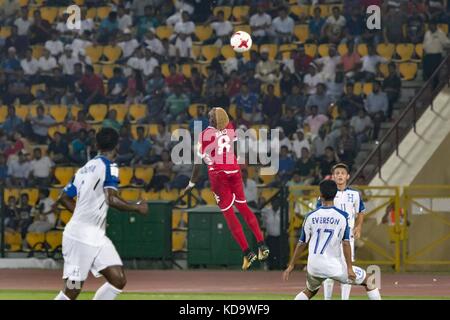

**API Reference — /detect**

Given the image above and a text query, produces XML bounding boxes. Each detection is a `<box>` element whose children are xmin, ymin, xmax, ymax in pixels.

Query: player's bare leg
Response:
<box><xmin>295</xmin><ymin>288</ymin><xmax>319</xmax><ymax>300</ymax></box>
<box><xmin>93</xmin><ymin>265</ymin><xmax>127</xmax><ymax>300</ymax></box>
<box><xmin>54</xmin><ymin>279</ymin><xmax>84</xmax><ymax>300</ymax></box>
<box><xmin>323</xmin><ymin>278</ymin><xmax>334</xmax><ymax>300</ymax></box>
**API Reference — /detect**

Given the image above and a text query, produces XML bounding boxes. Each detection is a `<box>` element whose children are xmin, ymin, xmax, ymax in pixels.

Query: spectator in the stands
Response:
<box><xmin>344</xmin><ymin>5</ymin><xmax>365</xmax><ymax>44</ymax></box>
<box><xmin>7</xmin><ymin>150</ymin><xmax>31</xmax><ymax>187</ymax></box>
<box><xmin>274</xmin><ymin>126</ymin><xmax>292</xmax><ymax>151</ymax></box>
<box><xmin>21</xmin><ymin>48</ymin><xmax>39</xmax><ymax>81</ymax></box>
<box><xmin>383</xmin><ymin>3</ymin><xmax>408</xmax><ymax>44</ymax></box>
<box><xmin>4</xmin><ymin>196</ymin><xmax>19</xmax><ymax>232</ymax></box>
<box><xmin>29</xmin><ymin>147</ymin><xmax>54</xmax><ymax>187</ymax></box>
<box><xmin>318</xmin><ymin>146</ymin><xmax>340</xmax><ymax>179</ymax></box>
<box><xmin>108</xmin><ymin>67</ymin><xmax>127</xmax><ymax>103</ymax></box>
<box><xmin>308</xmin><ymin>6</ymin><xmax>326</xmax><ymax>43</ymax></box>
<box><xmin>249</xmin><ymin>4</ymin><xmax>272</xmax><ymax>44</ymax></box>
<box><xmin>47</xmin><ymin>67</ymin><xmax>69</xmax><ymax>103</ymax></box>
<box><xmin>131</xmin><ymin>126</ymin><xmax>152</xmax><ymax>165</ymax></box>
<box><xmin>305</xmin><ymin>105</ymin><xmax>329</xmax><ymax>136</ymax></box>
<box><xmin>337</xmin><ymin>82</ymin><xmax>364</xmax><ymax>119</ymax></box>
<box><xmin>423</xmin><ymin>20</ymin><xmax>450</xmax><ymax>85</ymax></box>
<box><xmin>341</xmin><ymin>41</ymin><xmax>361</xmax><ymax>79</ymax></box>
<box><xmin>77</xmin><ymin>64</ymin><xmax>105</xmax><ymax>110</ymax></box>
<box><xmin>306</xmin><ymin>83</ymin><xmax>333</xmax><ymax>115</ymax></box>
<box><xmin>117</xmin><ymin>5</ymin><xmax>133</xmax><ymax>30</ymax></box>
<box><xmin>293</xmin><ymin>44</ymin><xmax>314</xmax><ymax>78</ymax></box>
<box><xmin>69</xmin><ymin>129</ymin><xmax>88</xmax><ymax>165</ymax></box>
<box><xmin>29</xmin><ymin>9</ymin><xmax>52</xmax><ymax>45</ymax></box>
<box><xmin>383</xmin><ymin>62</ymin><xmax>402</xmax><ymax>120</ymax></box>
<box><xmin>2</xmin><ymin>105</ymin><xmax>23</xmax><ymax>135</ymax></box>
<box><xmin>45</xmin><ymin>30</ymin><xmax>64</xmax><ymax>57</ymax></box>
<box><xmin>351</xmin><ymin>108</ymin><xmax>374</xmax><ymax>147</ymax></box>
<box><xmin>292</xmin><ymin>128</ymin><xmax>310</xmax><ymax>158</ymax></box>
<box><xmin>277</xmin><ymin>107</ymin><xmax>298</xmax><ymax>138</ymax></box>
<box><xmin>152</xmin><ymin>123</ymin><xmax>171</xmax><ymax>155</ymax></box>
<box><xmin>27</xmin><ymin>104</ymin><xmax>56</xmax><ymax>144</ymax></box>
<box><xmin>231</xmin><ymin>108</ymin><xmax>251</xmax><ymax>129</ymax></box>
<box><xmin>0</xmin><ymin>154</ymin><xmax>7</xmax><ymax>186</ymax></box>
<box><xmin>146</xmin><ymin>66</ymin><xmax>166</xmax><ymax>95</ymax></box>
<box><xmin>189</xmin><ymin>105</ymin><xmax>209</xmax><ymax>132</ymax></box>
<box><xmin>148</xmin><ymin>150</ymin><xmax>173</xmax><ymax>191</ymax></box>
<box><xmin>262</xmin><ymin>84</ymin><xmax>283</xmax><ymax>128</ymax></box>
<box><xmin>226</xmin><ymin>70</ymin><xmax>243</xmax><ymax>97</ymax></box>
<box><xmin>206</xmin><ymin>10</ymin><xmax>234</xmax><ymax>46</ymax></box>
<box><xmin>17</xmin><ymin>193</ymin><xmax>33</xmax><ymax>240</ymax></box>
<box><xmin>143</xmin><ymin>29</ymin><xmax>164</xmax><ymax>57</ymax></box>
<box><xmin>323</xmin><ymin>6</ymin><xmax>347</xmax><ymax>44</ymax></box>
<box><xmin>170</xmin><ymin>159</ymin><xmax>192</xmax><ymax>190</ymax></box>
<box><xmin>2</xmin><ymin>47</ymin><xmax>21</xmax><ymax>77</ymax></box>
<box><xmin>48</xmin><ymin>131</ymin><xmax>69</xmax><ymax>165</ymax></box>
<box><xmin>311</xmin><ymin>127</ymin><xmax>334</xmax><ymax>159</ymax></box>
<box><xmin>125</xmin><ymin>69</ymin><xmax>145</xmax><ymax>106</ymax></box>
<box><xmin>207</xmin><ymin>82</ymin><xmax>230</xmax><ymax>109</ymax></box>
<box><xmin>272</xmin><ymin>6</ymin><xmax>295</xmax><ymax>44</ymax></box>
<box><xmin>303</xmin><ymin>63</ymin><xmax>323</xmax><ymax>95</ymax></box>
<box><xmin>188</xmin><ymin>67</ymin><xmax>204</xmax><ymax>101</ymax></box>
<box><xmin>365</xmin><ymin>81</ymin><xmax>388</xmax><ymax>139</ymax></box>
<box><xmin>102</xmin><ymin>109</ymin><xmax>122</xmax><ymax>132</ymax></box>
<box><xmin>37</xmin><ymin>48</ymin><xmax>58</xmax><ymax>82</ymax></box>
<box><xmin>336</xmin><ymin>125</ymin><xmax>356</xmax><ymax>164</ymax></box>
<box><xmin>280</xmin><ymin>68</ymin><xmax>298</xmax><ymax>96</ymax></box>
<box><xmin>164</xmin><ymin>84</ymin><xmax>190</xmax><ymax>123</ymax></box>
<box><xmin>295</xmin><ymin>147</ymin><xmax>316</xmax><ymax>185</ymax></box>
<box><xmin>356</xmin><ymin>44</ymin><xmax>387</xmax><ymax>82</ymax></box>
<box><xmin>278</xmin><ymin>145</ymin><xmax>295</xmax><ymax>182</ymax></box>
<box><xmin>142</xmin><ymin>48</ymin><xmax>159</xmax><ymax>78</ymax></box>
<box><xmin>58</xmin><ymin>45</ymin><xmax>78</xmax><ymax>76</ymax></box>
<box><xmin>234</xmin><ymin>83</ymin><xmax>261</xmax><ymax>122</ymax></box>
<box><xmin>285</xmin><ymin>83</ymin><xmax>307</xmax><ymax>119</ymax></box>
<box><xmin>4</xmin><ymin>132</ymin><xmax>26</xmax><ymax>160</ymax></box>
<box><xmin>98</xmin><ymin>11</ymin><xmax>119</xmax><ymax>44</ymax></box>
<box><xmin>14</xmin><ymin>7</ymin><xmax>32</xmax><ymax>36</ymax></box>
<box><xmin>204</xmin><ymin>66</ymin><xmax>224</xmax><ymax>96</ymax></box>
<box><xmin>116</xmin><ymin>127</ymin><xmax>134</xmax><ymax>166</ymax></box>
<box><xmin>119</xmin><ymin>28</ymin><xmax>140</xmax><ymax>60</ymax></box>
<box><xmin>4</xmin><ymin>26</ymin><xmax>29</xmax><ymax>56</ymax></box>
<box><xmin>28</xmin><ymin>189</ymin><xmax>56</xmax><ymax>233</ymax></box>
<box><xmin>255</xmin><ymin>47</ymin><xmax>281</xmax><ymax>84</ymax></box>
<box><xmin>315</xmin><ymin>45</ymin><xmax>341</xmax><ymax>82</ymax></box>
<box><xmin>136</xmin><ymin>6</ymin><xmax>160</xmax><ymax>40</ymax></box>
<box><xmin>67</xmin><ymin>110</ymin><xmax>91</xmax><ymax>135</ymax></box>
<box><xmin>406</xmin><ymin>9</ymin><xmax>426</xmax><ymax>44</ymax></box>
<box><xmin>165</xmin><ymin>63</ymin><xmax>186</xmax><ymax>92</ymax></box>
<box><xmin>242</xmin><ymin>168</ymin><xmax>258</xmax><ymax>208</ymax></box>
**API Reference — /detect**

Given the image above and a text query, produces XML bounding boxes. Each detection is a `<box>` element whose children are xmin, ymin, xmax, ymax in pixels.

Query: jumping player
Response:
<box><xmin>54</xmin><ymin>128</ymin><xmax>148</xmax><ymax>300</ymax></box>
<box><xmin>283</xmin><ymin>180</ymin><xmax>380</xmax><ymax>301</ymax></box>
<box><xmin>318</xmin><ymin>163</ymin><xmax>366</xmax><ymax>300</ymax></box>
<box><xmin>183</xmin><ymin>107</ymin><xmax>269</xmax><ymax>270</ymax></box>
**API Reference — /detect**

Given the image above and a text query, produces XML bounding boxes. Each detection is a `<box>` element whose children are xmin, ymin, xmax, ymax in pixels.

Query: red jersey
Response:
<box><xmin>197</xmin><ymin>122</ymin><xmax>240</xmax><ymax>172</ymax></box>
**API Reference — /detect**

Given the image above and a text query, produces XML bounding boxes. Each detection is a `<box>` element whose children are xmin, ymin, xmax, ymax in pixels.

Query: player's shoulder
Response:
<box><xmin>346</xmin><ymin>187</ymin><xmax>362</xmax><ymax>196</ymax></box>
<box><xmin>304</xmin><ymin>207</ymin><xmax>321</xmax><ymax>220</ymax></box>
<box><xmin>332</xmin><ymin>207</ymin><xmax>349</xmax><ymax>219</ymax></box>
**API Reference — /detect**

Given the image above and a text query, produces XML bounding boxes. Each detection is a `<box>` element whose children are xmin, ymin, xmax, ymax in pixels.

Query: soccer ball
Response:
<box><xmin>230</xmin><ymin>31</ymin><xmax>252</xmax><ymax>53</ymax></box>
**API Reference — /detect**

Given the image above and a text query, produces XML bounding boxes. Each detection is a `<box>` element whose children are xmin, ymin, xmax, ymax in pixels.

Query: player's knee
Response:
<box><xmin>110</xmin><ymin>272</ymin><xmax>127</xmax><ymax>290</ymax></box>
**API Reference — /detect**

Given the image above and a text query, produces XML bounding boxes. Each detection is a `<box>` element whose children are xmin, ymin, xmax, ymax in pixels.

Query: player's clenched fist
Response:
<box><xmin>136</xmin><ymin>201</ymin><xmax>149</xmax><ymax>215</ymax></box>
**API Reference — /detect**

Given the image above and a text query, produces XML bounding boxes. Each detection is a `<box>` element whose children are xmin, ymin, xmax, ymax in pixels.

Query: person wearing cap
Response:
<box><xmin>45</xmin><ymin>30</ymin><xmax>64</xmax><ymax>57</ymax></box>
<box><xmin>250</xmin><ymin>4</ymin><xmax>272</xmax><ymax>45</ymax></box>
<box><xmin>255</xmin><ymin>48</ymin><xmax>281</xmax><ymax>84</ymax></box>
<box><xmin>271</xmin><ymin>6</ymin><xmax>295</xmax><ymax>44</ymax></box>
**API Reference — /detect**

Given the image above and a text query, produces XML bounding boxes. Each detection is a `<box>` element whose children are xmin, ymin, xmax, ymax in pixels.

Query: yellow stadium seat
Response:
<box><xmin>148</xmin><ymin>124</ymin><xmax>159</xmax><ymax>136</ymax></box>
<box><xmin>329</xmin><ymin>103</ymin><xmax>339</xmax><ymax>119</ymax></box>
<box><xmin>438</xmin><ymin>23</ymin><xmax>449</xmax><ymax>34</ymax></box>
<box><xmin>70</xmin><ymin>105</ymin><xmax>82</xmax><ymax>119</ymax></box>
<box><xmin>161</xmin><ymin>63</ymin><xmax>170</xmax><ymax>77</ymax></box>
<box><xmin>378</xmin><ymin>63</ymin><xmax>389</xmax><ymax>78</ymax></box>
<box><xmin>131</xmin><ymin>124</ymin><xmax>149</xmax><ymax>139</ymax></box>
<box><xmin>85</xmin><ymin>45</ymin><xmax>103</xmax><ymax>64</ymax></box>
<box><xmin>109</xmin><ymin>104</ymin><xmax>129</xmax><ymax>122</ymax></box>
<box><xmin>353</xmin><ymin>82</ymin><xmax>363</xmax><ymax>95</ymax></box>
<box><xmin>221</xmin><ymin>45</ymin><xmax>236</xmax><ymax>59</ymax></box>
<box><xmin>213</xmin><ymin>6</ymin><xmax>232</xmax><ymax>20</ymax></box>
<box><xmin>363</xmin><ymin>82</ymin><xmax>374</xmax><ymax>95</ymax></box>
<box><xmin>338</xmin><ymin>43</ymin><xmax>348</xmax><ymax>56</ymax></box>
<box><xmin>200</xmin><ymin>189</ymin><xmax>216</xmax><ymax>205</ymax></box>
<box><xmin>88</xmin><ymin>104</ymin><xmax>108</xmax><ymax>123</ymax></box>
<box><xmin>4</xmin><ymin>188</ymin><xmax>19</xmax><ymax>202</ymax></box>
<box><xmin>31</xmin><ymin>45</ymin><xmax>45</xmax><ymax>59</ymax></box>
<box><xmin>129</xmin><ymin>104</ymin><xmax>147</xmax><ymax>122</ymax></box>
<box><xmin>357</xmin><ymin>43</ymin><xmax>368</xmax><ymax>56</ymax></box>
<box><xmin>22</xmin><ymin>188</ymin><xmax>39</xmax><ymax>205</ymax></box>
<box><xmin>172</xmin><ymin>231</ymin><xmax>187</xmax><ymax>252</ymax></box>
<box><xmin>201</xmin><ymin>45</ymin><xmax>220</xmax><ymax>62</ymax></box>
<box><xmin>194</xmin><ymin>25</ymin><xmax>213</xmax><ymax>42</ymax></box>
<box><xmin>188</xmin><ymin>103</ymin><xmax>205</xmax><ymax>118</ymax></box>
<box><xmin>0</xmin><ymin>26</ymin><xmax>12</xmax><ymax>38</ymax></box>
<box><xmin>160</xmin><ymin>189</ymin><xmax>179</xmax><ymax>201</ymax></box>
<box><xmin>399</xmin><ymin>62</ymin><xmax>418</xmax><ymax>81</ymax></box>
<box><xmin>229</xmin><ymin>104</ymin><xmax>237</xmax><ymax>119</ymax></box>
<box><xmin>395</xmin><ymin>43</ymin><xmax>414</xmax><ymax>61</ymax></box>
<box><xmin>246</xmin><ymin>166</ymin><xmax>257</xmax><ymax>179</ymax></box>
<box><xmin>155</xmin><ymin>26</ymin><xmax>173</xmax><ymax>40</ymax></box>
<box><xmin>91</xmin><ymin>124</ymin><xmax>102</xmax><ymax>133</ymax></box>
<box><xmin>86</xmin><ymin>7</ymin><xmax>97</xmax><ymax>19</ymax></box>
<box><xmin>93</xmin><ymin>64</ymin><xmax>103</xmax><ymax>76</ymax></box>
<box><xmin>192</xmin><ymin>45</ymin><xmax>202</xmax><ymax>59</ymax></box>
<box><xmin>141</xmin><ymin>190</ymin><xmax>160</xmax><ymax>201</ymax></box>
<box><xmin>304</xmin><ymin>44</ymin><xmax>317</xmax><ymax>58</ymax></box>
<box><xmin>260</xmin><ymin>188</ymin><xmax>278</xmax><ymax>201</ymax></box>
<box><xmin>102</xmin><ymin>64</ymin><xmax>116</xmax><ymax>79</ymax></box>
<box><xmin>279</xmin><ymin>43</ymin><xmax>297</xmax><ymax>59</ymax></box>
<box><xmin>15</xmin><ymin>105</ymin><xmax>30</xmax><ymax>120</ymax></box>
<box><xmin>45</xmin><ymin>230</ymin><xmax>63</xmax><ymax>250</ymax></box>
<box><xmin>120</xmin><ymin>189</ymin><xmax>141</xmax><ymax>201</ymax></box>
<box><xmin>49</xmin><ymin>105</ymin><xmax>68</xmax><ymax>123</ymax></box>
<box><xmin>376</xmin><ymin>43</ymin><xmax>395</xmax><ymax>60</ymax></box>
<box><xmin>96</xmin><ymin>6</ymin><xmax>112</xmax><ymax>20</ymax></box>
<box><xmin>54</xmin><ymin>167</ymin><xmax>75</xmax><ymax>187</ymax></box>
<box><xmin>0</xmin><ymin>105</ymin><xmax>7</xmax><ymax>123</ymax></box>
<box><xmin>26</xmin><ymin>232</ymin><xmax>46</xmax><ymax>251</ymax></box>
<box><xmin>290</xmin><ymin>5</ymin><xmax>309</xmax><ymax>18</ymax></box>
<box><xmin>259</xmin><ymin>44</ymin><xmax>278</xmax><ymax>60</ymax></box>
<box><xmin>259</xmin><ymin>174</ymin><xmax>276</xmax><ymax>185</ymax></box>
<box><xmin>234</xmin><ymin>24</ymin><xmax>251</xmax><ymax>34</ymax></box>
<box><xmin>232</xmin><ymin>6</ymin><xmax>250</xmax><ymax>23</ymax></box>
<box><xmin>49</xmin><ymin>188</ymin><xmax>60</xmax><ymax>201</ymax></box>
<box><xmin>181</xmin><ymin>64</ymin><xmax>192</xmax><ymax>78</ymax></box>
<box><xmin>102</xmin><ymin>45</ymin><xmax>122</xmax><ymax>64</ymax></box>
<box><xmin>40</xmin><ymin>7</ymin><xmax>58</xmax><ymax>24</ymax></box>
<box><xmin>119</xmin><ymin>167</ymin><xmax>134</xmax><ymax>187</ymax></box>
<box><xmin>5</xmin><ymin>231</ymin><xmax>22</xmax><ymax>252</ymax></box>
<box><xmin>318</xmin><ymin>44</ymin><xmax>329</xmax><ymax>57</ymax></box>
<box><xmin>60</xmin><ymin>210</ymin><xmax>73</xmax><ymax>225</ymax></box>
<box><xmin>134</xmin><ymin>167</ymin><xmax>154</xmax><ymax>184</ymax></box>
<box><xmin>48</xmin><ymin>125</ymin><xmax>67</xmax><ymax>139</ymax></box>
<box><xmin>294</xmin><ymin>25</ymin><xmax>309</xmax><ymax>43</ymax></box>
<box><xmin>74</xmin><ymin>0</ymin><xmax>85</xmax><ymax>5</ymax></box>
<box><xmin>414</xmin><ymin>43</ymin><xmax>423</xmax><ymax>60</ymax></box>
<box><xmin>172</xmin><ymin>209</ymin><xmax>183</xmax><ymax>228</ymax></box>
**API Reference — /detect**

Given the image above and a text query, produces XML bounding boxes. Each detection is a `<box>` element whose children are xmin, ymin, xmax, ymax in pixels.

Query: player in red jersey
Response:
<box><xmin>182</xmin><ymin>107</ymin><xmax>269</xmax><ymax>270</ymax></box>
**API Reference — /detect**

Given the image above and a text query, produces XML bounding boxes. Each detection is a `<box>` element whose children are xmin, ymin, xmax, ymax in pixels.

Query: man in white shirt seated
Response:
<box><xmin>118</xmin><ymin>29</ymin><xmax>140</xmax><ymax>60</ymax></box>
<box><xmin>29</xmin><ymin>147</ymin><xmax>55</xmax><ymax>187</ymax></box>
<box><xmin>14</xmin><ymin>7</ymin><xmax>32</xmax><ymax>36</ymax></box>
<box><xmin>38</xmin><ymin>48</ymin><xmax>58</xmax><ymax>81</ymax></box>
<box><xmin>249</xmin><ymin>4</ymin><xmax>272</xmax><ymax>45</ymax></box>
<box><xmin>142</xmin><ymin>48</ymin><xmax>159</xmax><ymax>78</ymax></box>
<box><xmin>45</xmin><ymin>31</ymin><xmax>64</xmax><ymax>57</ymax></box>
<box><xmin>77</xmin><ymin>7</ymin><xmax>95</xmax><ymax>36</ymax></box>
<box><xmin>21</xmin><ymin>48</ymin><xmax>39</xmax><ymax>81</ymax></box>
<box><xmin>59</xmin><ymin>45</ymin><xmax>80</xmax><ymax>76</ymax></box>
<box><xmin>322</xmin><ymin>6</ymin><xmax>347</xmax><ymax>44</ymax></box>
<box><xmin>117</xmin><ymin>5</ymin><xmax>133</xmax><ymax>30</ymax></box>
<box><xmin>175</xmin><ymin>33</ymin><xmax>194</xmax><ymax>63</ymax></box>
<box><xmin>271</xmin><ymin>7</ymin><xmax>295</xmax><ymax>44</ymax></box>
<box><xmin>144</xmin><ymin>29</ymin><xmax>165</xmax><ymax>57</ymax></box>
<box><xmin>315</xmin><ymin>45</ymin><xmax>341</xmax><ymax>82</ymax></box>
<box><xmin>206</xmin><ymin>10</ymin><xmax>233</xmax><ymax>46</ymax></box>
<box><xmin>71</xmin><ymin>30</ymin><xmax>93</xmax><ymax>58</ymax></box>
<box><xmin>356</xmin><ymin>45</ymin><xmax>387</xmax><ymax>82</ymax></box>
<box><xmin>126</xmin><ymin>47</ymin><xmax>146</xmax><ymax>76</ymax></box>
<box><xmin>173</xmin><ymin>11</ymin><xmax>195</xmax><ymax>41</ymax></box>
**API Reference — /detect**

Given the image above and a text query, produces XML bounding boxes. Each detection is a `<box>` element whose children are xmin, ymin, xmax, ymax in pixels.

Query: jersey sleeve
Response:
<box><xmin>63</xmin><ymin>176</ymin><xmax>78</xmax><ymax>198</ymax></box>
<box><xmin>104</xmin><ymin>162</ymin><xmax>119</xmax><ymax>190</ymax></box>
<box><xmin>315</xmin><ymin>197</ymin><xmax>322</xmax><ymax>209</ymax></box>
<box><xmin>358</xmin><ymin>192</ymin><xmax>366</xmax><ymax>214</ymax></box>
<box><xmin>299</xmin><ymin>217</ymin><xmax>311</xmax><ymax>243</ymax></box>
<box><xmin>342</xmin><ymin>216</ymin><xmax>351</xmax><ymax>241</ymax></box>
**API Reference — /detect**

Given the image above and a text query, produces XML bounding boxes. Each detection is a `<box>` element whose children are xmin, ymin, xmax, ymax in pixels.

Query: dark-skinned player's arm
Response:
<box><xmin>105</xmin><ymin>188</ymin><xmax>148</xmax><ymax>215</ymax></box>
<box><xmin>54</xmin><ymin>191</ymin><xmax>76</xmax><ymax>213</ymax></box>
<box><xmin>353</xmin><ymin>193</ymin><xmax>366</xmax><ymax>239</ymax></box>
<box><xmin>283</xmin><ymin>217</ymin><xmax>309</xmax><ymax>281</ymax></box>
<box><xmin>342</xmin><ymin>218</ymin><xmax>356</xmax><ymax>282</ymax></box>
<box><xmin>181</xmin><ymin>141</ymin><xmax>203</xmax><ymax>197</ymax></box>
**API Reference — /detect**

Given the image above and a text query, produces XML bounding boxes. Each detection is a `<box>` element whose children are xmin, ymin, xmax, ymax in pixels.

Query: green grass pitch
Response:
<box><xmin>0</xmin><ymin>290</ymin><xmax>448</xmax><ymax>300</ymax></box>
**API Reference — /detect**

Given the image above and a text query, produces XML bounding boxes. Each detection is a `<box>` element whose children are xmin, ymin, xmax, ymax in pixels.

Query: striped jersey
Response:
<box><xmin>62</xmin><ymin>156</ymin><xmax>119</xmax><ymax>246</ymax></box>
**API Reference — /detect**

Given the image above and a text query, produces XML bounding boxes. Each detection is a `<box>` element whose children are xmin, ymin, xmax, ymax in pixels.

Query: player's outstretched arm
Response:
<box><xmin>54</xmin><ymin>192</ymin><xmax>76</xmax><ymax>213</ymax></box>
<box><xmin>181</xmin><ymin>163</ymin><xmax>201</xmax><ymax>197</ymax></box>
<box><xmin>105</xmin><ymin>188</ymin><xmax>148</xmax><ymax>215</ymax></box>
<box><xmin>283</xmin><ymin>242</ymin><xmax>307</xmax><ymax>281</ymax></box>
<box><xmin>343</xmin><ymin>241</ymin><xmax>356</xmax><ymax>282</ymax></box>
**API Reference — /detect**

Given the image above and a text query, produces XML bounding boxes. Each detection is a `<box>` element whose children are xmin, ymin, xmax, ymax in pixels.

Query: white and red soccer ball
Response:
<box><xmin>230</xmin><ymin>31</ymin><xmax>252</xmax><ymax>53</ymax></box>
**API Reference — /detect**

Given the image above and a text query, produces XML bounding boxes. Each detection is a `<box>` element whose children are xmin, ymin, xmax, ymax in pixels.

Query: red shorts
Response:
<box><xmin>208</xmin><ymin>169</ymin><xmax>247</xmax><ymax>211</ymax></box>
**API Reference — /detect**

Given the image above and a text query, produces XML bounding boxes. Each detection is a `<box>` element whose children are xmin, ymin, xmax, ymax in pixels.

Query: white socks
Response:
<box><xmin>341</xmin><ymin>283</ymin><xmax>352</xmax><ymax>300</ymax></box>
<box><xmin>323</xmin><ymin>279</ymin><xmax>334</xmax><ymax>300</ymax></box>
<box><xmin>54</xmin><ymin>291</ymin><xmax>70</xmax><ymax>300</ymax></box>
<box><xmin>295</xmin><ymin>292</ymin><xmax>309</xmax><ymax>300</ymax></box>
<box><xmin>367</xmin><ymin>288</ymin><xmax>381</xmax><ymax>300</ymax></box>
<box><xmin>93</xmin><ymin>282</ymin><xmax>122</xmax><ymax>300</ymax></box>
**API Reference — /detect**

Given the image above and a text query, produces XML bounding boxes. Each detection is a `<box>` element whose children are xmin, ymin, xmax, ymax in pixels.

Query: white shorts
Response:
<box><xmin>62</xmin><ymin>235</ymin><xmax>122</xmax><ymax>282</ymax></box>
<box><xmin>306</xmin><ymin>266</ymin><xmax>366</xmax><ymax>292</ymax></box>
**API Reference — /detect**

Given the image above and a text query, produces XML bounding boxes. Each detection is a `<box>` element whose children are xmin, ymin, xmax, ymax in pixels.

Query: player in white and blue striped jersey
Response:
<box><xmin>283</xmin><ymin>180</ymin><xmax>381</xmax><ymax>300</ymax></box>
<box><xmin>317</xmin><ymin>163</ymin><xmax>366</xmax><ymax>300</ymax></box>
<box><xmin>53</xmin><ymin>128</ymin><xmax>148</xmax><ymax>300</ymax></box>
